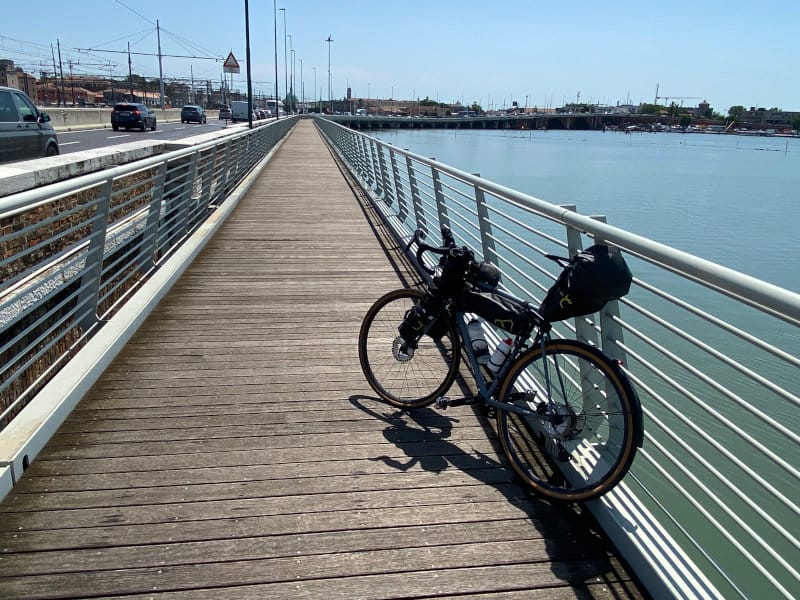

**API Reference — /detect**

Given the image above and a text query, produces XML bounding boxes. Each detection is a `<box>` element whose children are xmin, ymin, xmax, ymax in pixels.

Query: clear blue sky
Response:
<box><xmin>2</xmin><ymin>0</ymin><xmax>797</xmax><ymax>112</ymax></box>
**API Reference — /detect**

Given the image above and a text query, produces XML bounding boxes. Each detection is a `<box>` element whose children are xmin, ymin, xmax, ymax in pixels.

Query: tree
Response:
<box><xmin>679</xmin><ymin>114</ymin><xmax>693</xmax><ymax>128</ymax></box>
<box><xmin>639</xmin><ymin>103</ymin><xmax>661</xmax><ymax>115</ymax></box>
<box><xmin>728</xmin><ymin>105</ymin><xmax>745</xmax><ymax>121</ymax></box>
<box><xmin>792</xmin><ymin>116</ymin><xmax>800</xmax><ymax>133</ymax></box>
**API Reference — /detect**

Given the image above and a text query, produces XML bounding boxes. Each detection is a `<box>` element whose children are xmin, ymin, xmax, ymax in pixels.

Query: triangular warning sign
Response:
<box><xmin>223</xmin><ymin>52</ymin><xmax>240</xmax><ymax>73</ymax></box>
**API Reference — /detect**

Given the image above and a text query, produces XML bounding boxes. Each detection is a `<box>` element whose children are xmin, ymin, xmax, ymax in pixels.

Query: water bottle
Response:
<box><xmin>487</xmin><ymin>338</ymin><xmax>513</xmax><ymax>374</ymax></box>
<box><xmin>467</xmin><ymin>319</ymin><xmax>490</xmax><ymax>364</ymax></box>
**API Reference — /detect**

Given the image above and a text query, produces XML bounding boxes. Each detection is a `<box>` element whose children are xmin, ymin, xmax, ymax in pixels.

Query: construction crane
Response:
<box><xmin>653</xmin><ymin>84</ymin><xmax>701</xmax><ymax>106</ymax></box>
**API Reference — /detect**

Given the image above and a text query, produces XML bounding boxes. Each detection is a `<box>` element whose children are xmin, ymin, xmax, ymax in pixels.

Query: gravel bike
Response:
<box><xmin>358</xmin><ymin>228</ymin><xmax>643</xmax><ymax>502</ymax></box>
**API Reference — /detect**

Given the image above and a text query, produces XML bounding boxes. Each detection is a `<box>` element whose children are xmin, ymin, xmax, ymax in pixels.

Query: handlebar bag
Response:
<box><xmin>458</xmin><ymin>290</ymin><xmax>534</xmax><ymax>336</ymax></box>
<box><xmin>538</xmin><ymin>244</ymin><xmax>632</xmax><ymax>323</ymax></box>
<box><xmin>430</xmin><ymin>248</ymin><xmax>473</xmax><ymax>295</ymax></box>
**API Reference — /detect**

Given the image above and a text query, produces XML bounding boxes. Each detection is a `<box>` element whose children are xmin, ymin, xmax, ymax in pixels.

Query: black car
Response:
<box><xmin>0</xmin><ymin>86</ymin><xmax>59</xmax><ymax>163</ymax></box>
<box><xmin>111</xmin><ymin>102</ymin><xmax>157</xmax><ymax>131</ymax></box>
<box><xmin>180</xmin><ymin>105</ymin><xmax>206</xmax><ymax>124</ymax></box>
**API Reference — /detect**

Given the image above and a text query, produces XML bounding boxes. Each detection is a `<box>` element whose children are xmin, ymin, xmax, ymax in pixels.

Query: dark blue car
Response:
<box><xmin>111</xmin><ymin>102</ymin><xmax>157</xmax><ymax>132</ymax></box>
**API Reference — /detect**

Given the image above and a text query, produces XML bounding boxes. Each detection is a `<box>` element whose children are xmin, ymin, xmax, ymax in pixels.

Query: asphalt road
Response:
<box><xmin>55</xmin><ymin>119</ymin><xmax>239</xmax><ymax>154</ymax></box>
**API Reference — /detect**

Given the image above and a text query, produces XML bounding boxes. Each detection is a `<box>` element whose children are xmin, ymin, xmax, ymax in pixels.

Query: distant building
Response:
<box><xmin>0</xmin><ymin>60</ymin><xmax>38</xmax><ymax>100</ymax></box>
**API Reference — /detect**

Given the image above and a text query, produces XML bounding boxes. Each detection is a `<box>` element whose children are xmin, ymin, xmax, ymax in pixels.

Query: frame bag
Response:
<box><xmin>538</xmin><ymin>244</ymin><xmax>632</xmax><ymax>323</ymax></box>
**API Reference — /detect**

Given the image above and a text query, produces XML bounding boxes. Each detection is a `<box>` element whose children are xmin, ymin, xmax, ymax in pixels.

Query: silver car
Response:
<box><xmin>0</xmin><ymin>86</ymin><xmax>59</xmax><ymax>163</ymax></box>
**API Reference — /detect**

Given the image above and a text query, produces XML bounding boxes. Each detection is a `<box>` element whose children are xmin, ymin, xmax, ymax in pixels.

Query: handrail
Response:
<box><xmin>315</xmin><ymin>116</ymin><xmax>800</xmax><ymax>600</ymax></box>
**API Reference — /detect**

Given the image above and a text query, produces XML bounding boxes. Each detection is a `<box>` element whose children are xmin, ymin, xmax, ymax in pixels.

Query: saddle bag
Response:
<box><xmin>538</xmin><ymin>244</ymin><xmax>632</xmax><ymax>323</ymax></box>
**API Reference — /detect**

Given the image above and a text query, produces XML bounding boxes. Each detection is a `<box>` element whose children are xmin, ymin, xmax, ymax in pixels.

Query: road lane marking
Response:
<box><xmin>107</xmin><ymin>135</ymin><xmax>131</xmax><ymax>139</ymax></box>
<box><xmin>59</xmin><ymin>141</ymin><xmax>81</xmax><ymax>146</ymax></box>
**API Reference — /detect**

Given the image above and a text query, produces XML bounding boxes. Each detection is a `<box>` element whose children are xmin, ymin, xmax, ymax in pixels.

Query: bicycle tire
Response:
<box><xmin>359</xmin><ymin>288</ymin><xmax>461</xmax><ymax>409</ymax></box>
<box><xmin>496</xmin><ymin>339</ymin><xmax>641</xmax><ymax>502</ymax></box>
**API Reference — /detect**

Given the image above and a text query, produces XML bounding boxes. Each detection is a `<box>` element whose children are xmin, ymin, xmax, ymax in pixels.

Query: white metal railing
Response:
<box><xmin>0</xmin><ymin>117</ymin><xmax>298</xmax><ymax>430</ymax></box>
<box><xmin>315</xmin><ymin>116</ymin><xmax>800</xmax><ymax>600</ymax></box>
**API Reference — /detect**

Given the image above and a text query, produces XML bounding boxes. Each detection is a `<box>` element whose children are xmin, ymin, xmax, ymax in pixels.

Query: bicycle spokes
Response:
<box><xmin>497</xmin><ymin>340</ymin><xmax>638</xmax><ymax>502</ymax></box>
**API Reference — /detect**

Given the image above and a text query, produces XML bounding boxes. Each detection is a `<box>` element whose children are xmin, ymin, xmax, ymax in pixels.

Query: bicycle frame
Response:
<box><xmin>449</xmin><ymin>300</ymin><xmax>550</xmax><ymax>418</ymax></box>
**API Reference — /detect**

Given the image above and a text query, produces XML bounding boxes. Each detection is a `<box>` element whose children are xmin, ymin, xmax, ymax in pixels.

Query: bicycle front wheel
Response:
<box><xmin>358</xmin><ymin>288</ymin><xmax>461</xmax><ymax>409</ymax></box>
<box><xmin>496</xmin><ymin>339</ymin><xmax>641</xmax><ymax>502</ymax></box>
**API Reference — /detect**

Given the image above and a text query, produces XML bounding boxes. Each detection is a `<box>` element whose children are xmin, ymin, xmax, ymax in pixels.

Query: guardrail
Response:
<box><xmin>315</xmin><ymin>116</ymin><xmax>800</xmax><ymax>600</ymax></box>
<box><xmin>0</xmin><ymin>116</ymin><xmax>298</xmax><ymax>460</ymax></box>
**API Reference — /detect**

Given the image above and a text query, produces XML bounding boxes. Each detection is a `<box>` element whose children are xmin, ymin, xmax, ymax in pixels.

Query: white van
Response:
<box><xmin>230</xmin><ymin>101</ymin><xmax>251</xmax><ymax>123</ymax></box>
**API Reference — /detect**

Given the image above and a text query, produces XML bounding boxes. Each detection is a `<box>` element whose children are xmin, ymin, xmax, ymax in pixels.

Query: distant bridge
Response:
<box><xmin>327</xmin><ymin>112</ymin><xmax>673</xmax><ymax>131</ymax></box>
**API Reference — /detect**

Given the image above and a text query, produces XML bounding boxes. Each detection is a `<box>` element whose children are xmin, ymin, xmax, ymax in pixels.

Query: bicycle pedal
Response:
<box><xmin>434</xmin><ymin>396</ymin><xmax>450</xmax><ymax>410</ymax></box>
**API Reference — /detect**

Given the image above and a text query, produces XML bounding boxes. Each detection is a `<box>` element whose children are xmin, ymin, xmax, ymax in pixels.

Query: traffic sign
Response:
<box><xmin>223</xmin><ymin>52</ymin><xmax>240</xmax><ymax>74</ymax></box>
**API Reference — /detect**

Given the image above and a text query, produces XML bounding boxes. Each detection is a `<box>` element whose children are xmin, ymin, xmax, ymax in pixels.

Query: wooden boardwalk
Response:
<box><xmin>0</xmin><ymin>121</ymin><xmax>648</xmax><ymax>599</ymax></box>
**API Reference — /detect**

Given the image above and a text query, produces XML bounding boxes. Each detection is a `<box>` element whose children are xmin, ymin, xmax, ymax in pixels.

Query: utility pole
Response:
<box><xmin>50</xmin><ymin>43</ymin><xmax>59</xmax><ymax>107</ymax></box>
<box><xmin>57</xmin><ymin>39</ymin><xmax>67</xmax><ymax>108</ymax></box>
<box><xmin>67</xmin><ymin>60</ymin><xmax>76</xmax><ymax>106</ymax></box>
<box><xmin>156</xmin><ymin>20</ymin><xmax>165</xmax><ymax>108</ymax></box>
<box><xmin>128</xmin><ymin>42</ymin><xmax>134</xmax><ymax>100</ymax></box>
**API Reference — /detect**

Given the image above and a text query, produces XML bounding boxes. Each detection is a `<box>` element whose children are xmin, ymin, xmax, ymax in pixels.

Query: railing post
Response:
<box><xmin>218</xmin><ymin>139</ymin><xmax>232</xmax><ymax>199</ymax></box>
<box><xmin>139</xmin><ymin>161</ymin><xmax>168</xmax><ymax>270</ymax></box>
<box><xmin>390</xmin><ymin>150</ymin><xmax>408</xmax><ymax>222</ymax></box>
<box><xmin>474</xmin><ymin>179</ymin><xmax>498</xmax><ymax>265</ymax></box>
<box><xmin>592</xmin><ymin>217</ymin><xmax>628</xmax><ymax>364</ymax></box>
<box><xmin>563</xmin><ymin>208</ymin><xmax>600</xmax><ymax>349</ymax></box>
<box><xmin>369</xmin><ymin>138</ymin><xmax>381</xmax><ymax>195</ymax></box>
<box><xmin>377</xmin><ymin>144</ymin><xmax>391</xmax><ymax>205</ymax></box>
<box><xmin>406</xmin><ymin>155</ymin><xmax>426</xmax><ymax>232</ymax></box>
<box><xmin>356</xmin><ymin>135</ymin><xmax>370</xmax><ymax>183</ymax></box>
<box><xmin>431</xmin><ymin>165</ymin><xmax>450</xmax><ymax>231</ymax></box>
<box><xmin>77</xmin><ymin>177</ymin><xmax>114</xmax><ymax>333</ymax></box>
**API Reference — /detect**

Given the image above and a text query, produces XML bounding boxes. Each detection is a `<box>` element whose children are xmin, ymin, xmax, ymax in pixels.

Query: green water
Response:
<box><xmin>372</xmin><ymin>127</ymin><xmax>799</xmax><ymax>599</ymax></box>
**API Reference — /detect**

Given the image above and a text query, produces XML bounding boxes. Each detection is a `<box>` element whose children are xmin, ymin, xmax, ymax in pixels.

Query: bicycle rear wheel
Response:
<box><xmin>496</xmin><ymin>339</ymin><xmax>641</xmax><ymax>502</ymax></box>
<box><xmin>359</xmin><ymin>288</ymin><xmax>461</xmax><ymax>409</ymax></box>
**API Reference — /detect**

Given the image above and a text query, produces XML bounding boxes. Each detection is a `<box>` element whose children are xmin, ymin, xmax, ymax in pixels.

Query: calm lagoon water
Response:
<box><xmin>373</xmin><ymin>128</ymin><xmax>800</xmax><ymax>293</ymax></box>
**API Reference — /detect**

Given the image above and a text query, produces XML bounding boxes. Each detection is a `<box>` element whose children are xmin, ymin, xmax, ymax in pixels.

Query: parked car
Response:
<box><xmin>180</xmin><ymin>105</ymin><xmax>206</xmax><ymax>124</ymax></box>
<box><xmin>0</xmin><ymin>86</ymin><xmax>59</xmax><ymax>163</ymax></box>
<box><xmin>111</xmin><ymin>102</ymin><xmax>157</xmax><ymax>131</ymax></box>
<box><xmin>218</xmin><ymin>105</ymin><xmax>232</xmax><ymax>120</ymax></box>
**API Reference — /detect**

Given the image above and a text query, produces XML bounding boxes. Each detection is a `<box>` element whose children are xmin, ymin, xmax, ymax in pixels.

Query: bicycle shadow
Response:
<box><xmin>349</xmin><ymin>391</ymin><xmax>536</xmax><ymax>505</ymax></box>
<box><xmin>349</xmin><ymin>391</ymin><xmax>621</xmax><ymax>588</ymax></box>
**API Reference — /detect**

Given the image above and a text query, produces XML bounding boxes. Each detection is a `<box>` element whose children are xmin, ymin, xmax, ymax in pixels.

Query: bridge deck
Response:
<box><xmin>0</xmin><ymin>120</ymin><xmax>648</xmax><ymax>599</ymax></box>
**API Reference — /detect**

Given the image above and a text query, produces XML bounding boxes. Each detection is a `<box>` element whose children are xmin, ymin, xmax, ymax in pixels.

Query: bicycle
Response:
<box><xmin>358</xmin><ymin>228</ymin><xmax>644</xmax><ymax>502</ymax></box>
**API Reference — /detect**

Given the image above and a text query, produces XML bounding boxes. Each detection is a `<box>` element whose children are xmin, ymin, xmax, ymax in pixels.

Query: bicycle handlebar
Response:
<box><xmin>406</xmin><ymin>227</ymin><xmax>469</xmax><ymax>275</ymax></box>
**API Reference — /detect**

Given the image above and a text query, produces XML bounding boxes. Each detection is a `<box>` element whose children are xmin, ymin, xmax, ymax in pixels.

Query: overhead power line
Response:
<box><xmin>75</xmin><ymin>48</ymin><xmax>222</xmax><ymax>61</ymax></box>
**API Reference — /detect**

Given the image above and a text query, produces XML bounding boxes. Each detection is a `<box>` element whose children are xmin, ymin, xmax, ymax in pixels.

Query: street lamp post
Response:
<box><xmin>273</xmin><ymin>0</ymin><xmax>279</xmax><ymax>119</ymax></box>
<box><xmin>279</xmin><ymin>8</ymin><xmax>287</xmax><ymax>109</ymax></box>
<box><xmin>288</xmin><ymin>34</ymin><xmax>293</xmax><ymax>111</ymax></box>
<box><xmin>244</xmin><ymin>0</ymin><xmax>253</xmax><ymax>129</ymax></box>
<box><xmin>312</xmin><ymin>67</ymin><xmax>316</xmax><ymax>113</ymax></box>
<box><xmin>325</xmin><ymin>35</ymin><xmax>333</xmax><ymax>113</ymax></box>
